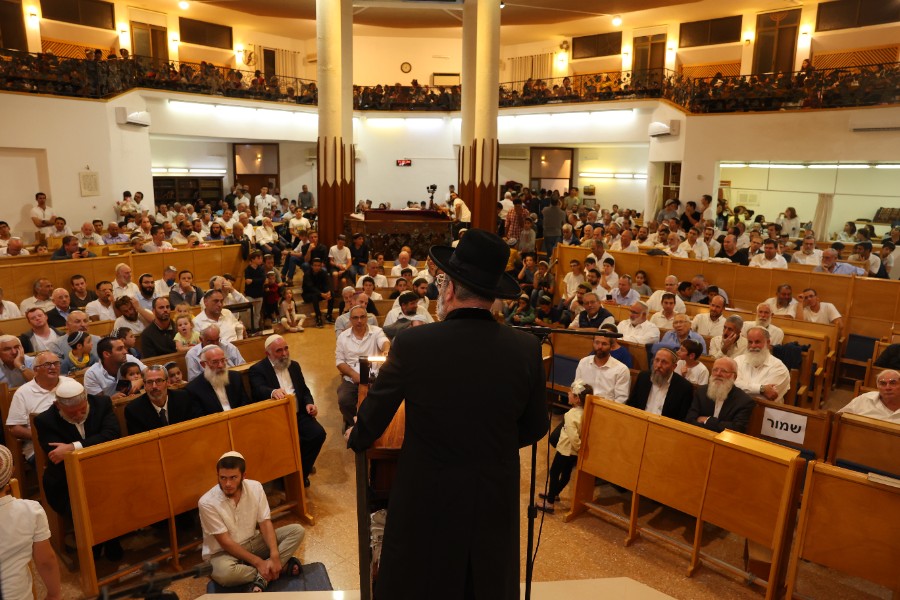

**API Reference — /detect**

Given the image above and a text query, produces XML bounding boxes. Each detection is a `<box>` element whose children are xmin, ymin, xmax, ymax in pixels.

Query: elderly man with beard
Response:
<box><xmin>186</xmin><ymin>346</ymin><xmax>252</xmax><ymax>416</ymax></box>
<box><xmin>685</xmin><ymin>357</ymin><xmax>755</xmax><ymax>433</ymax></box>
<box><xmin>248</xmin><ymin>335</ymin><xmax>326</xmax><ymax>487</ymax></box>
<box><xmin>710</xmin><ymin>315</ymin><xmax>748</xmax><ymax>359</ymax></box>
<box><xmin>626</xmin><ymin>348</ymin><xmax>694</xmax><ymax>420</ymax></box>
<box><xmin>750</xmin><ymin>303</ymin><xmax>784</xmax><ymax>345</ymax></box>
<box><xmin>185</xmin><ymin>326</ymin><xmax>246</xmax><ymax>381</ymax></box>
<box><xmin>838</xmin><ymin>369</ymin><xmax>900</xmax><ymax>424</ymax></box>
<box><xmin>734</xmin><ymin>327</ymin><xmax>791</xmax><ymax>403</ymax></box>
<box><xmin>617</xmin><ymin>301</ymin><xmax>661</xmax><ymax>344</ymax></box>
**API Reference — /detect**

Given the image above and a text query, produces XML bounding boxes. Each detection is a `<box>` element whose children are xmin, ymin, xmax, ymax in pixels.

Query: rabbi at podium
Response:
<box><xmin>347</xmin><ymin>230</ymin><xmax>549</xmax><ymax>600</ymax></box>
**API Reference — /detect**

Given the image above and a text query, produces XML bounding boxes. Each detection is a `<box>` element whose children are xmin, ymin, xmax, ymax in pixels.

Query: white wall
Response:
<box><xmin>498</xmin><ymin>158</ymin><xmax>529</xmax><ymax>192</ymax></box>
<box><xmin>576</xmin><ymin>146</ymin><xmax>650</xmax><ymax>212</ymax></box>
<box><xmin>278</xmin><ymin>142</ymin><xmax>317</xmax><ymax>199</ymax></box>
<box><xmin>0</xmin><ymin>149</ymin><xmax>50</xmax><ymax>236</ymax></box>
<box><xmin>353</xmin><ymin>35</ymin><xmax>463</xmax><ymax>87</ymax></box>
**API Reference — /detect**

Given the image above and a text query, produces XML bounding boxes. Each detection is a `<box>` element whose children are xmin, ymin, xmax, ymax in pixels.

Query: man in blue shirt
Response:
<box><xmin>652</xmin><ymin>313</ymin><xmax>707</xmax><ymax>360</ymax></box>
<box><xmin>814</xmin><ymin>248</ymin><xmax>865</xmax><ymax>276</ymax></box>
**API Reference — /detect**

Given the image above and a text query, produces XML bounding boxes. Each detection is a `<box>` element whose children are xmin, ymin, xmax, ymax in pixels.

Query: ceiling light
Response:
<box><xmin>748</xmin><ymin>164</ymin><xmax>771</xmax><ymax>169</ymax></box>
<box><xmin>178</xmin><ymin>1</ymin><xmax>189</xmax><ymax>9</ymax></box>
<box><xmin>874</xmin><ymin>164</ymin><xmax>900</xmax><ymax>169</ymax></box>
<box><xmin>807</xmin><ymin>165</ymin><xmax>838</xmax><ymax>169</ymax></box>
<box><xmin>767</xmin><ymin>164</ymin><xmax>806</xmax><ymax>169</ymax></box>
<box><xmin>614</xmin><ymin>173</ymin><xmax>633</xmax><ymax>179</ymax></box>
<box><xmin>612</xmin><ymin>15</ymin><xmax>622</xmax><ymax>27</ymax></box>
<box><xmin>500</xmin><ymin>1</ymin><xmax>505</xmax><ymax>8</ymax></box>
<box><xmin>835</xmin><ymin>164</ymin><xmax>870</xmax><ymax>169</ymax></box>
<box><xmin>720</xmin><ymin>163</ymin><xmax>747</xmax><ymax>168</ymax></box>
<box><xmin>168</xmin><ymin>168</ymin><xmax>188</xmax><ymax>173</ymax></box>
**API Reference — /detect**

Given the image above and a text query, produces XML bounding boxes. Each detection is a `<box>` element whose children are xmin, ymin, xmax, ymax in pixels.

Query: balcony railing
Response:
<box><xmin>1</xmin><ymin>47</ymin><xmax>897</xmax><ymax>114</ymax></box>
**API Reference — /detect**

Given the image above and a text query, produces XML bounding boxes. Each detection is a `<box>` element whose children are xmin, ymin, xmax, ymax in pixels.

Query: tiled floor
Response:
<box><xmin>50</xmin><ymin>326</ymin><xmax>888</xmax><ymax>599</ymax></box>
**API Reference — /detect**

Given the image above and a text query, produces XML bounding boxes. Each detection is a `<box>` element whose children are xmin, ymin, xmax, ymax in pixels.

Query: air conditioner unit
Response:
<box><xmin>499</xmin><ymin>147</ymin><xmax>528</xmax><ymax>160</ymax></box>
<box><xmin>849</xmin><ymin>114</ymin><xmax>900</xmax><ymax>132</ymax></box>
<box><xmin>648</xmin><ymin>120</ymin><xmax>680</xmax><ymax>137</ymax></box>
<box><xmin>115</xmin><ymin>107</ymin><xmax>151</xmax><ymax>127</ymax></box>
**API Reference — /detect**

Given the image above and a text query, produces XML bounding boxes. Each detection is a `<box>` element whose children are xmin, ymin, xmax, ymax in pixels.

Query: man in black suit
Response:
<box><xmin>627</xmin><ymin>347</ymin><xmax>694</xmax><ymax>420</ymax></box>
<box><xmin>185</xmin><ymin>345</ymin><xmax>251</xmax><ymax>416</ymax></box>
<box><xmin>248</xmin><ymin>335</ymin><xmax>326</xmax><ymax>486</ymax></box>
<box><xmin>685</xmin><ymin>357</ymin><xmax>755</xmax><ymax>433</ymax></box>
<box><xmin>33</xmin><ymin>378</ymin><xmax>123</xmax><ymax>559</ymax></box>
<box><xmin>45</xmin><ymin>288</ymin><xmax>73</xmax><ymax>330</ymax></box>
<box><xmin>346</xmin><ymin>229</ymin><xmax>549</xmax><ymax>600</ymax></box>
<box><xmin>125</xmin><ymin>365</ymin><xmax>194</xmax><ymax>434</ymax></box>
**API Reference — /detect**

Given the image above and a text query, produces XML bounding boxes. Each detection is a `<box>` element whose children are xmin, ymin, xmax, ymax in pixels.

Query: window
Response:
<box><xmin>40</xmin><ymin>0</ymin><xmax>114</xmax><ymax>30</ymax></box>
<box><xmin>572</xmin><ymin>31</ymin><xmax>622</xmax><ymax>60</ymax></box>
<box><xmin>0</xmin><ymin>0</ymin><xmax>28</xmax><ymax>51</ymax></box>
<box><xmin>752</xmin><ymin>9</ymin><xmax>801</xmax><ymax>75</ymax></box>
<box><xmin>816</xmin><ymin>0</ymin><xmax>900</xmax><ymax>32</ymax></box>
<box><xmin>178</xmin><ymin>17</ymin><xmax>232</xmax><ymax>50</ymax></box>
<box><xmin>131</xmin><ymin>21</ymin><xmax>168</xmax><ymax>62</ymax></box>
<box><xmin>679</xmin><ymin>15</ymin><xmax>742</xmax><ymax>48</ymax></box>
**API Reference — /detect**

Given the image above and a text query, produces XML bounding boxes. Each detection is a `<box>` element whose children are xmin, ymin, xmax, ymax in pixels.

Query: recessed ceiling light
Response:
<box><xmin>178</xmin><ymin>1</ymin><xmax>189</xmax><ymax>9</ymax></box>
<box><xmin>612</xmin><ymin>15</ymin><xmax>622</xmax><ymax>26</ymax></box>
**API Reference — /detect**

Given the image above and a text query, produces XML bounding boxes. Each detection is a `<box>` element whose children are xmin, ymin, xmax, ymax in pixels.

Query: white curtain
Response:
<box><xmin>811</xmin><ymin>193</ymin><xmax>834</xmax><ymax>241</ymax></box>
<box><xmin>275</xmin><ymin>48</ymin><xmax>303</xmax><ymax>81</ymax></box>
<box><xmin>507</xmin><ymin>53</ymin><xmax>554</xmax><ymax>89</ymax></box>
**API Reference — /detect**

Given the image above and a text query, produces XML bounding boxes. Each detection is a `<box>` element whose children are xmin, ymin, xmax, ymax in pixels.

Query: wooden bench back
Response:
<box><xmin>747</xmin><ymin>399</ymin><xmax>832</xmax><ymax>459</ymax></box>
<box><xmin>826</xmin><ymin>412</ymin><xmax>900</xmax><ymax>476</ymax></box>
<box><xmin>785</xmin><ymin>462</ymin><xmax>900</xmax><ymax>596</ymax></box>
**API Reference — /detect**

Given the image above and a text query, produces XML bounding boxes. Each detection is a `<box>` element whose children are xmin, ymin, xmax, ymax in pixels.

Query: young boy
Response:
<box><xmin>676</xmin><ymin>339</ymin><xmax>709</xmax><ymax>385</ymax></box>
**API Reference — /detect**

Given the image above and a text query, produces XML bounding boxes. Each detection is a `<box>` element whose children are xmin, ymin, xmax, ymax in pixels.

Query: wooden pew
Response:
<box><xmin>28</xmin><ymin>413</ymin><xmax>73</xmax><ymax>569</ymax></box>
<box><xmin>826</xmin><ymin>413</ymin><xmax>900</xmax><ymax>477</ymax></box>
<box><xmin>785</xmin><ymin>462</ymin><xmax>900</xmax><ymax>598</ymax></box>
<box><xmin>0</xmin><ymin>383</ymin><xmax>29</xmax><ymax>491</ymax></box>
<box><xmin>63</xmin><ymin>396</ymin><xmax>312</xmax><ymax>596</ymax></box>
<box><xmin>747</xmin><ymin>399</ymin><xmax>832</xmax><ymax>460</ymax></box>
<box><xmin>567</xmin><ymin>397</ymin><xmax>803</xmax><ymax>599</ymax></box>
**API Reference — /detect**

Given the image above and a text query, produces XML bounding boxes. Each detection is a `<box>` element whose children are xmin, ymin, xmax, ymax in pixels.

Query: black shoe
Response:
<box><xmin>539</xmin><ymin>492</ymin><xmax>561</xmax><ymax>502</ymax></box>
<box><xmin>316</xmin><ymin>317</ymin><xmax>324</xmax><ymax>328</ymax></box>
<box><xmin>105</xmin><ymin>539</ymin><xmax>124</xmax><ymax>562</ymax></box>
<box><xmin>304</xmin><ymin>477</ymin><xmax>311</xmax><ymax>488</ymax></box>
<box><xmin>325</xmin><ymin>314</ymin><xmax>334</xmax><ymax>323</ymax></box>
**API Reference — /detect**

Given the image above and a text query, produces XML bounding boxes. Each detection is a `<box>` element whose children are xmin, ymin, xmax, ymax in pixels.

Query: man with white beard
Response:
<box><xmin>748</xmin><ymin>302</ymin><xmax>784</xmax><ymax>346</ymax></box>
<box><xmin>734</xmin><ymin>327</ymin><xmax>791</xmax><ymax>403</ymax></box>
<box><xmin>186</xmin><ymin>345</ymin><xmax>252</xmax><ymax>415</ymax></box>
<box><xmin>616</xmin><ymin>301</ymin><xmax>660</xmax><ymax>344</ymax></box>
<box><xmin>685</xmin><ymin>357</ymin><xmax>755</xmax><ymax>433</ymax></box>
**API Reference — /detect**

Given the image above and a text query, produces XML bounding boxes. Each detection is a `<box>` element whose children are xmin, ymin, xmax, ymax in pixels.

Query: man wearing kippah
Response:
<box><xmin>0</xmin><ymin>444</ymin><xmax>63</xmax><ymax>600</ymax></box>
<box><xmin>32</xmin><ymin>378</ymin><xmax>123</xmax><ymax>560</ymax></box>
<box><xmin>199</xmin><ymin>451</ymin><xmax>304</xmax><ymax>592</ymax></box>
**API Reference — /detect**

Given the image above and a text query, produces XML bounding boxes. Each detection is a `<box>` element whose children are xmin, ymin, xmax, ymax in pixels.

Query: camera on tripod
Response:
<box><xmin>426</xmin><ymin>184</ymin><xmax>437</xmax><ymax>194</ymax></box>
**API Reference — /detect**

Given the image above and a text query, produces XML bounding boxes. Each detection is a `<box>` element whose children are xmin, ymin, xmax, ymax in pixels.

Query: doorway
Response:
<box><xmin>131</xmin><ymin>21</ymin><xmax>168</xmax><ymax>63</ymax></box>
<box><xmin>632</xmin><ymin>33</ymin><xmax>666</xmax><ymax>88</ymax></box>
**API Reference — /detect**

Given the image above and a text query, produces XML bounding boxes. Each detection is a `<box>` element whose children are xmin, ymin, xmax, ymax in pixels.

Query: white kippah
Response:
<box><xmin>0</xmin><ymin>444</ymin><xmax>13</xmax><ymax>490</ymax></box>
<box><xmin>264</xmin><ymin>334</ymin><xmax>284</xmax><ymax>350</ymax></box>
<box><xmin>219</xmin><ymin>451</ymin><xmax>244</xmax><ymax>461</ymax></box>
<box><xmin>55</xmin><ymin>378</ymin><xmax>85</xmax><ymax>406</ymax></box>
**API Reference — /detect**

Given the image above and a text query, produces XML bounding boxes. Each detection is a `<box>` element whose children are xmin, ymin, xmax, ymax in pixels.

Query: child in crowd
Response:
<box><xmin>263</xmin><ymin>270</ymin><xmax>285</xmax><ymax>327</ymax></box>
<box><xmin>112</xmin><ymin>327</ymin><xmax>142</xmax><ymax>359</ymax></box>
<box><xmin>279</xmin><ymin>288</ymin><xmax>305</xmax><ymax>333</ymax></box>
<box><xmin>60</xmin><ymin>331</ymin><xmax>95</xmax><ymax>375</ymax></box>
<box><xmin>633</xmin><ymin>270</ymin><xmax>652</xmax><ymax>297</ymax></box>
<box><xmin>506</xmin><ymin>294</ymin><xmax>535</xmax><ymax>325</ymax></box>
<box><xmin>117</xmin><ymin>362</ymin><xmax>144</xmax><ymax>397</ymax></box>
<box><xmin>537</xmin><ymin>380</ymin><xmax>592</xmax><ymax>514</ymax></box>
<box><xmin>34</xmin><ymin>242</ymin><xmax>49</xmax><ymax>255</ymax></box>
<box><xmin>174</xmin><ymin>315</ymin><xmax>200</xmax><ymax>352</ymax></box>
<box><xmin>677</xmin><ymin>339</ymin><xmax>709</xmax><ymax>385</ymax></box>
<box><xmin>165</xmin><ymin>361</ymin><xmax>185</xmax><ymax>387</ymax></box>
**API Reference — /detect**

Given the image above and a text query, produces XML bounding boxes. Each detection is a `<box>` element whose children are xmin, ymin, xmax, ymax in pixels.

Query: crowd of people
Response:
<box><xmin>2</xmin><ymin>46</ymin><xmax>896</xmax><ymax>114</ymax></box>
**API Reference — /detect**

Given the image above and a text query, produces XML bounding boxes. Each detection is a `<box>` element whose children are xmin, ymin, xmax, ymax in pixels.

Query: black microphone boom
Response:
<box><xmin>511</xmin><ymin>325</ymin><xmax>622</xmax><ymax>338</ymax></box>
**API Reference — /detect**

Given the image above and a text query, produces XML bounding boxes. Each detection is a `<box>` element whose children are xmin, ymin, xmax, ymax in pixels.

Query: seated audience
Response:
<box><xmin>169</xmin><ymin>270</ymin><xmax>204</xmax><ymax>307</ymax></box>
<box><xmin>19</xmin><ymin>308</ymin><xmax>63</xmax><ymax>357</ymax></box>
<box><xmin>185</xmin><ymin>326</ymin><xmax>246</xmax><ymax>381</ymax></box>
<box><xmin>617</xmin><ymin>301</ymin><xmax>661</xmax><ymax>344</ymax></box>
<box><xmin>795</xmin><ymin>288</ymin><xmax>843</xmax><ymax>329</ymax></box>
<box><xmin>792</xmin><ymin>236</ymin><xmax>822</xmax><ymax>266</ymax></box>
<box><xmin>838</xmin><ymin>369</ymin><xmax>899</xmax><ymax>424</ymax></box>
<box><xmin>652</xmin><ymin>313</ymin><xmax>706</xmax><ymax>357</ymax></box>
<box><xmin>626</xmin><ymin>348</ymin><xmax>693</xmax><ymax>420</ymax></box>
<box><xmin>20</xmin><ymin>279</ymin><xmax>54</xmax><ymax>314</ymax></box>
<box><xmin>532</xmin><ymin>295</ymin><xmax>566</xmax><ymax>328</ymax></box>
<box><xmin>83</xmin><ymin>337</ymin><xmax>145</xmax><ymax>398</ymax></box>
<box><xmin>248</xmin><ymin>335</ymin><xmax>327</xmax><ymax>486</ymax></box>
<box><xmin>5</xmin><ymin>351</ymin><xmax>64</xmax><ymax>465</ymax></box>
<box><xmin>646</xmin><ymin>276</ymin><xmax>687</xmax><ymax>314</ymax></box>
<box><xmin>764</xmin><ymin>284</ymin><xmax>797</xmax><ymax>317</ymax></box>
<box><xmin>573</xmin><ymin>334</ymin><xmax>630</xmax><ymax>404</ymax></box>
<box><xmin>685</xmin><ymin>357</ymin><xmax>754</xmax><ymax>433</ymax></box>
<box><xmin>734</xmin><ymin>327</ymin><xmax>791</xmax><ymax>403</ymax></box>
<box><xmin>335</xmin><ymin>306</ymin><xmax>390</xmax><ymax>429</ymax></box>
<box><xmin>715</xmin><ymin>234</ymin><xmax>750</xmax><ymax>266</ymax></box>
<box><xmin>0</xmin><ymin>335</ymin><xmax>35</xmax><ymax>386</ymax></box>
<box><xmin>186</xmin><ymin>345</ymin><xmax>252</xmax><ymax>415</ymax></box>
<box><xmin>609</xmin><ymin>274</ymin><xmax>640</xmax><ymax>306</ymax></box>
<box><xmin>141</xmin><ymin>297</ymin><xmax>177</xmax><ymax>358</ymax></box>
<box><xmin>649</xmin><ymin>293</ymin><xmax>678</xmax><ymax>330</ymax></box>
<box><xmin>691</xmin><ymin>295</ymin><xmax>726</xmax><ymax>337</ymax></box>
<box><xmin>60</xmin><ymin>331</ymin><xmax>96</xmax><ymax>375</ymax></box>
<box><xmin>709</xmin><ymin>315</ymin><xmax>748</xmax><ymax>359</ymax></box>
<box><xmin>568</xmin><ymin>292</ymin><xmax>614</xmax><ymax>329</ymax></box>
<box><xmin>194</xmin><ymin>289</ymin><xmax>242</xmax><ymax>343</ymax></box>
<box><xmin>124</xmin><ymin>365</ymin><xmax>193</xmax><ymax>434</ymax></box>
<box><xmin>676</xmin><ymin>339</ymin><xmax>709</xmax><ymax>385</ymax></box>
<box><xmin>814</xmin><ymin>248</ymin><xmax>865</xmax><ymax>276</ymax></box>
<box><xmin>302</xmin><ymin>258</ymin><xmax>332</xmax><ymax>328</ymax></box>
<box><xmin>750</xmin><ymin>303</ymin><xmax>784</xmax><ymax>346</ymax></box>
<box><xmin>600</xmin><ymin>323</ymin><xmax>633</xmax><ymax>368</ymax></box>
<box><xmin>86</xmin><ymin>281</ymin><xmax>116</xmax><ymax>321</ymax></box>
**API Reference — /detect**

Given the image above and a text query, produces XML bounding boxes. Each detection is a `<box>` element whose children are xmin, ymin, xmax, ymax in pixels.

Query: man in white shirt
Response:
<box><xmin>703</xmin><ymin>226</ymin><xmax>721</xmax><ymax>256</ymax></box>
<box><xmin>838</xmin><ymin>369</ymin><xmax>900</xmax><ymax>424</ymax></box>
<box><xmin>253</xmin><ymin>187</ymin><xmax>277</xmax><ymax>218</ymax></box>
<box><xmin>30</xmin><ymin>192</ymin><xmax>56</xmax><ymax>237</ymax></box>
<box><xmin>20</xmin><ymin>308</ymin><xmax>62</xmax><ymax>356</ymax></box>
<box><xmin>749</xmin><ymin>239</ymin><xmax>788</xmax><ymax>269</ymax></box>
<box><xmin>710</xmin><ymin>315</ymin><xmax>748</xmax><ymax>359</ymax></box>
<box><xmin>75</xmin><ymin>222</ymin><xmax>104</xmax><ymax>246</ymax></box>
<box><xmin>796</xmin><ymin>288</ymin><xmax>843</xmax><ymax>330</ymax></box>
<box><xmin>142</xmin><ymin>225</ymin><xmax>175</xmax><ymax>253</ymax></box>
<box><xmin>328</xmin><ymin>235</ymin><xmax>353</xmax><ymax>289</ymax></box>
<box><xmin>86</xmin><ymin>281</ymin><xmax>117</xmax><ymax>322</ymax></box>
<box><xmin>384</xmin><ymin>291</ymin><xmax>434</xmax><ymax>328</ymax></box>
<box><xmin>451</xmin><ymin>193</ymin><xmax>472</xmax><ymax>230</ymax></box>
<box><xmin>617</xmin><ymin>301</ymin><xmax>661</xmax><ymax>345</ymax></box>
<box><xmin>0</xmin><ymin>288</ymin><xmax>22</xmax><ymax>321</ymax></box>
<box><xmin>748</xmin><ymin>302</ymin><xmax>784</xmax><ymax>346</ymax></box>
<box><xmin>650</xmin><ymin>293</ymin><xmax>678</xmax><ymax>330</ymax></box>
<box><xmin>764</xmin><ymin>284</ymin><xmax>798</xmax><ymax>317</ymax></box>
<box><xmin>665</xmin><ymin>232</ymin><xmax>688</xmax><ymax>258</ymax></box>
<box><xmin>646</xmin><ymin>275</ymin><xmax>687</xmax><ymax>314</ymax></box>
<box><xmin>335</xmin><ymin>306</ymin><xmax>390</xmax><ymax>429</ymax></box>
<box><xmin>678</xmin><ymin>227</ymin><xmax>709</xmax><ymax>260</ymax></box>
<box><xmin>154</xmin><ymin>266</ymin><xmax>179</xmax><ymax>299</ymax></box>
<box><xmin>112</xmin><ymin>296</ymin><xmax>149</xmax><ymax>334</ymax></box>
<box><xmin>573</xmin><ymin>334</ymin><xmax>630</xmax><ymax>404</ymax></box>
<box><xmin>610</xmin><ymin>275</ymin><xmax>640</xmax><ymax>306</ymax></box>
<box><xmin>194</xmin><ymin>290</ymin><xmax>242</xmax><ymax>344</ymax></box>
<box><xmin>19</xmin><ymin>278</ymin><xmax>54</xmax><ymax>314</ymax></box>
<box><xmin>111</xmin><ymin>263</ymin><xmax>140</xmax><ymax>299</ymax></box>
<box><xmin>610</xmin><ymin>230</ymin><xmax>639</xmax><ymax>253</ymax></box>
<box><xmin>692</xmin><ymin>295</ymin><xmax>726</xmax><ymax>338</ymax></box>
<box><xmin>199</xmin><ymin>451</ymin><xmax>304</xmax><ymax>592</ymax></box>
<box><xmin>586</xmin><ymin>239</ymin><xmax>614</xmax><ymax>268</ymax></box>
<box><xmin>734</xmin><ymin>327</ymin><xmax>791</xmax><ymax>403</ymax></box>
<box><xmin>356</xmin><ymin>260</ymin><xmax>389</xmax><ymax>288</ymax></box>
<box><xmin>791</xmin><ymin>236</ymin><xmax>822</xmax><ymax>266</ymax></box>
<box><xmin>561</xmin><ymin>259</ymin><xmax>585</xmax><ymax>306</ymax></box>
<box><xmin>5</xmin><ymin>351</ymin><xmax>66</xmax><ymax>464</ymax></box>
<box><xmin>390</xmin><ymin>251</ymin><xmax>418</xmax><ymax>277</ymax></box>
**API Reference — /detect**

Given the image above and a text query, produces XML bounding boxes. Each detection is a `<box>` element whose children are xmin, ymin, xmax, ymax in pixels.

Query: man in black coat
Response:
<box><xmin>125</xmin><ymin>364</ymin><xmax>195</xmax><ymax>435</ymax></box>
<box><xmin>347</xmin><ymin>230</ymin><xmax>549</xmax><ymax>600</ymax></box>
<box><xmin>626</xmin><ymin>347</ymin><xmax>694</xmax><ymax>421</ymax></box>
<box><xmin>248</xmin><ymin>335</ymin><xmax>326</xmax><ymax>486</ymax></box>
<box><xmin>33</xmin><ymin>378</ymin><xmax>123</xmax><ymax>559</ymax></box>
<box><xmin>685</xmin><ymin>357</ymin><xmax>756</xmax><ymax>433</ymax></box>
<box><xmin>185</xmin><ymin>345</ymin><xmax>251</xmax><ymax>416</ymax></box>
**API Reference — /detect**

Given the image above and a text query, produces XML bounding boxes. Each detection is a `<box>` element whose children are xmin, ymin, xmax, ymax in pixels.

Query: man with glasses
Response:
<box><xmin>838</xmin><ymin>369</ymin><xmax>900</xmax><ymax>424</ymax></box>
<box><xmin>5</xmin><ymin>352</ymin><xmax>67</xmax><ymax>466</ymax></box>
<box><xmin>685</xmin><ymin>357</ymin><xmax>755</xmax><ymax>433</ymax></box>
<box><xmin>125</xmin><ymin>365</ymin><xmax>194</xmax><ymax>434</ymax></box>
<box><xmin>568</xmin><ymin>292</ymin><xmax>613</xmax><ymax>329</ymax></box>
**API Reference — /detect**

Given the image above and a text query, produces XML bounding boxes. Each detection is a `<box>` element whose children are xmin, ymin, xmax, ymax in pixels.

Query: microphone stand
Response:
<box><xmin>511</xmin><ymin>326</ymin><xmax>621</xmax><ymax>600</ymax></box>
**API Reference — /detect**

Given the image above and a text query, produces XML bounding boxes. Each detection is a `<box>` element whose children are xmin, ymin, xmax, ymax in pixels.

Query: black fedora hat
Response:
<box><xmin>429</xmin><ymin>229</ymin><xmax>521</xmax><ymax>300</ymax></box>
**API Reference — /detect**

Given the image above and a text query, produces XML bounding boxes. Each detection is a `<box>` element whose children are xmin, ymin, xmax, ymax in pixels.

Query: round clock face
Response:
<box><xmin>401</xmin><ymin>62</ymin><xmax>412</xmax><ymax>73</ymax></box>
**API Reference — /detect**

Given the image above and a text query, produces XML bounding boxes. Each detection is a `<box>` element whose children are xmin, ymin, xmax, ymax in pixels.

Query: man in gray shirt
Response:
<box><xmin>541</xmin><ymin>197</ymin><xmax>565</xmax><ymax>260</ymax></box>
<box><xmin>298</xmin><ymin>185</ymin><xmax>314</xmax><ymax>209</ymax></box>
